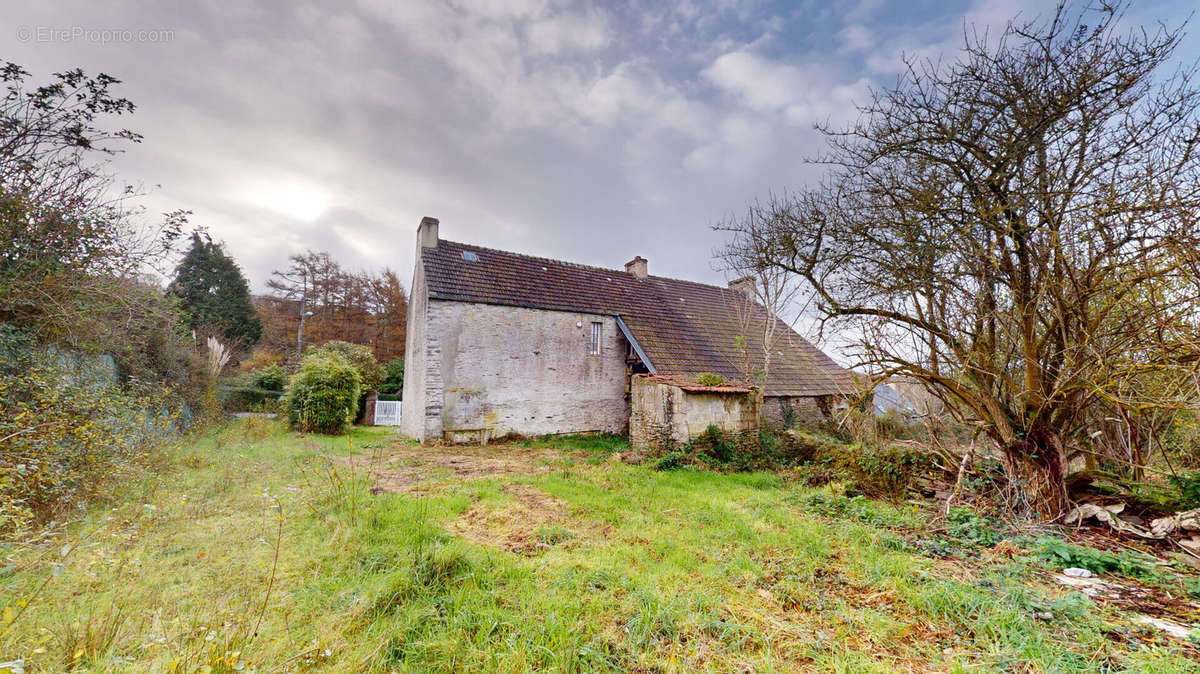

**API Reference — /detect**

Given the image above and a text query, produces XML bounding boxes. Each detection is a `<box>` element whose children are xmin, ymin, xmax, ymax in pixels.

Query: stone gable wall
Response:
<box><xmin>406</xmin><ymin>299</ymin><xmax>630</xmax><ymax>441</ymax></box>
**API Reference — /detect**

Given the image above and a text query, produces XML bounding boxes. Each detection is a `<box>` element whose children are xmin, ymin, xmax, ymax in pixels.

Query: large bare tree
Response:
<box><xmin>718</xmin><ymin>2</ymin><xmax>1200</xmax><ymax>518</ymax></box>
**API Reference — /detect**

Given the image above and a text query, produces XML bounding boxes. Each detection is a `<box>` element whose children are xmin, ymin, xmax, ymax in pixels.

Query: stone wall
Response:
<box><xmin>405</xmin><ymin>296</ymin><xmax>630</xmax><ymax>441</ymax></box>
<box><xmin>630</xmin><ymin>376</ymin><xmax>760</xmax><ymax>447</ymax></box>
<box><xmin>761</xmin><ymin>395</ymin><xmax>828</xmax><ymax>429</ymax></box>
<box><xmin>399</xmin><ymin>249</ymin><xmax>437</xmax><ymax>440</ymax></box>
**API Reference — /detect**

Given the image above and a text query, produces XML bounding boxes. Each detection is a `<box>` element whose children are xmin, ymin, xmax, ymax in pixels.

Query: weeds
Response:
<box><xmin>623</xmin><ymin>592</ymin><xmax>682</xmax><ymax>648</ymax></box>
<box><xmin>1031</xmin><ymin>538</ymin><xmax>1159</xmax><ymax>579</ymax></box>
<box><xmin>2</xmin><ymin>420</ymin><xmax>1196</xmax><ymax>672</ymax></box>
<box><xmin>1168</xmin><ymin>471</ymin><xmax>1200</xmax><ymax>508</ymax></box>
<box><xmin>945</xmin><ymin>506</ymin><xmax>1006</xmax><ymax>547</ymax></box>
<box><xmin>790</xmin><ymin>487</ymin><xmax>924</xmax><ymax>529</ymax></box>
<box><xmin>54</xmin><ymin>603</ymin><xmax>126</xmax><ymax>670</ymax></box>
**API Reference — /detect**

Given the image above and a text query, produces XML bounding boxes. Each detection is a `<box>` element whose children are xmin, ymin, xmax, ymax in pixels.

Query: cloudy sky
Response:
<box><xmin>4</xmin><ymin>0</ymin><xmax>1197</xmax><ymax>304</ymax></box>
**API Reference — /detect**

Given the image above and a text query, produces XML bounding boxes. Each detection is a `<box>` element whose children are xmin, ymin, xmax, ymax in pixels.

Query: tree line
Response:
<box><xmin>168</xmin><ymin>239</ymin><xmax>408</xmax><ymax>368</ymax></box>
<box><xmin>256</xmin><ymin>251</ymin><xmax>407</xmax><ymax>365</ymax></box>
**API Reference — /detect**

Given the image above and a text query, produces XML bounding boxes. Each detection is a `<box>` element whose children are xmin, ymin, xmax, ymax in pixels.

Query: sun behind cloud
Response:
<box><xmin>244</xmin><ymin>180</ymin><xmax>331</xmax><ymax>222</ymax></box>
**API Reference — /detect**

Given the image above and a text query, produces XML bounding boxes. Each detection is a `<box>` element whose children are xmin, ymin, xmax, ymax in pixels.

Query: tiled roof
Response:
<box><xmin>422</xmin><ymin>239</ymin><xmax>853</xmax><ymax>397</ymax></box>
<box><xmin>639</xmin><ymin>374</ymin><xmax>756</xmax><ymax>394</ymax></box>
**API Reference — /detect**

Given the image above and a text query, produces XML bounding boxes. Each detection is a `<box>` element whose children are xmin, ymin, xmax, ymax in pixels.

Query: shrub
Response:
<box><xmin>648</xmin><ymin>425</ymin><xmax>851</xmax><ymax>473</ymax></box>
<box><xmin>1032</xmin><ymin>538</ymin><xmax>1158</xmax><ymax>579</ymax></box>
<box><xmin>305</xmin><ymin>341</ymin><xmax>384</xmax><ymax>391</ymax></box>
<box><xmin>695</xmin><ymin>424</ymin><xmax>737</xmax><ymax>463</ymax></box>
<box><xmin>653</xmin><ymin>451</ymin><xmax>686</xmax><ymax>471</ymax></box>
<box><xmin>807</xmin><ymin>441</ymin><xmax>935</xmax><ymax>498</ymax></box>
<box><xmin>0</xmin><ymin>328</ymin><xmax>183</xmax><ymax>536</ymax></box>
<box><xmin>946</xmin><ymin>506</ymin><xmax>1005</xmax><ymax>547</ymax></box>
<box><xmin>695</xmin><ymin>372</ymin><xmax>725</xmax><ymax>387</ymax></box>
<box><xmin>251</xmin><ymin>363</ymin><xmax>287</xmax><ymax>391</ymax></box>
<box><xmin>284</xmin><ymin>354</ymin><xmax>362</xmax><ymax>434</ymax></box>
<box><xmin>875</xmin><ymin>410</ymin><xmax>905</xmax><ymax>440</ymax></box>
<box><xmin>783</xmin><ymin>429</ymin><xmax>845</xmax><ymax>464</ymax></box>
<box><xmin>217</xmin><ymin>383</ymin><xmax>282</xmax><ymax>413</ymax></box>
<box><xmin>1168</xmin><ymin>471</ymin><xmax>1200</xmax><ymax>509</ymax></box>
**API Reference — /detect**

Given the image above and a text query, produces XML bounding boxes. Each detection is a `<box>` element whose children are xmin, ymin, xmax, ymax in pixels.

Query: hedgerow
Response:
<box><xmin>0</xmin><ymin>327</ymin><xmax>185</xmax><ymax>537</ymax></box>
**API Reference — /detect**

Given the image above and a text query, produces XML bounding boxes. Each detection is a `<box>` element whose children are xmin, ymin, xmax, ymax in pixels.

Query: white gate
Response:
<box><xmin>374</xmin><ymin>400</ymin><xmax>402</xmax><ymax>426</ymax></box>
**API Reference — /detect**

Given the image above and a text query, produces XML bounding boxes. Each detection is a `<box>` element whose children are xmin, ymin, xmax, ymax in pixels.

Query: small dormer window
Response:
<box><xmin>589</xmin><ymin>321</ymin><xmax>602</xmax><ymax>355</ymax></box>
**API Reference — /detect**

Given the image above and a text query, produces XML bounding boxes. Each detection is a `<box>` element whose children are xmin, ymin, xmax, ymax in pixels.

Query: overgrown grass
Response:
<box><xmin>518</xmin><ymin>432</ymin><xmax>629</xmax><ymax>454</ymax></box>
<box><xmin>0</xmin><ymin>419</ymin><xmax>1195</xmax><ymax>671</ymax></box>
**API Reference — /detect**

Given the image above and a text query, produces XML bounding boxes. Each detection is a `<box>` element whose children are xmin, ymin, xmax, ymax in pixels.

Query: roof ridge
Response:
<box><xmin>440</xmin><ymin>239</ymin><xmax>627</xmax><ymax>276</ymax></box>
<box><xmin>440</xmin><ymin>238</ymin><xmax>741</xmax><ymax>295</ymax></box>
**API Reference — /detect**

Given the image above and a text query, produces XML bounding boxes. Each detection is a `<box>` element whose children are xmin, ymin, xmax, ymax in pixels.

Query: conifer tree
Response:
<box><xmin>169</xmin><ymin>233</ymin><xmax>262</xmax><ymax>346</ymax></box>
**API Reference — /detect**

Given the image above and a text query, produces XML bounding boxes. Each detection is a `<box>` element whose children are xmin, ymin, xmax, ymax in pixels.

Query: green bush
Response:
<box><xmin>1032</xmin><ymin>538</ymin><xmax>1158</xmax><ymax>579</ymax></box>
<box><xmin>1168</xmin><ymin>471</ymin><xmax>1200</xmax><ymax>509</ymax></box>
<box><xmin>284</xmin><ymin>354</ymin><xmax>362</xmax><ymax>434</ymax></box>
<box><xmin>251</xmin><ymin>363</ymin><xmax>287</xmax><ymax>391</ymax></box>
<box><xmin>305</xmin><ymin>341</ymin><xmax>383</xmax><ymax>391</ymax></box>
<box><xmin>218</xmin><ymin>384</ymin><xmax>282</xmax><ymax>413</ymax></box>
<box><xmin>946</xmin><ymin>506</ymin><xmax>1005</xmax><ymax>547</ymax></box>
<box><xmin>653</xmin><ymin>451</ymin><xmax>686</xmax><ymax>471</ymax></box>
<box><xmin>804</xmin><ymin>441</ymin><xmax>935</xmax><ymax>498</ymax></box>
<box><xmin>695</xmin><ymin>372</ymin><xmax>725</xmax><ymax>387</ymax></box>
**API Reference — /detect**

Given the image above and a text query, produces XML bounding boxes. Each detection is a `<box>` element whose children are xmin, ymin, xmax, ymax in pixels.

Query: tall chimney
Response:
<box><xmin>625</xmin><ymin>256</ymin><xmax>648</xmax><ymax>279</ymax></box>
<box><xmin>417</xmin><ymin>216</ymin><xmax>439</xmax><ymax>248</ymax></box>
<box><xmin>728</xmin><ymin>275</ymin><xmax>756</xmax><ymax>299</ymax></box>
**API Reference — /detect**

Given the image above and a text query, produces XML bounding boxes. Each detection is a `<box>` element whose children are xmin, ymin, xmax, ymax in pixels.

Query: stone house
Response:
<box><xmin>399</xmin><ymin>217</ymin><xmax>853</xmax><ymax>443</ymax></box>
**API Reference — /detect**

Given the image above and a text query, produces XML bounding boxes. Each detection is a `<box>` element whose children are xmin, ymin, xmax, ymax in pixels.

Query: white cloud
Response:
<box><xmin>11</xmin><ymin>0</ymin><xmax>1169</xmax><ymax>298</ymax></box>
<box><xmin>527</xmin><ymin>7</ymin><xmax>611</xmax><ymax>54</ymax></box>
<box><xmin>838</xmin><ymin>23</ymin><xmax>873</xmax><ymax>53</ymax></box>
<box><xmin>703</xmin><ymin>50</ymin><xmax>868</xmax><ymax>126</ymax></box>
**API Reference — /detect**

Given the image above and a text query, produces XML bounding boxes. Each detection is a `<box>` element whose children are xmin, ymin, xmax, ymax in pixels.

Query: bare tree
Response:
<box><xmin>261</xmin><ymin>252</ymin><xmax>407</xmax><ymax>363</ymax></box>
<box><xmin>718</xmin><ymin>2</ymin><xmax>1200</xmax><ymax>518</ymax></box>
<box><xmin>717</xmin><ymin>199</ymin><xmax>807</xmax><ymax>390</ymax></box>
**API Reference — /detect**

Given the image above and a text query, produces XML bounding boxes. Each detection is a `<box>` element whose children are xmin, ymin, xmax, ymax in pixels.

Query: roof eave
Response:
<box><xmin>615</xmin><ymin>315</ymin><xmax>656</xmax><ymax>374</ymax></box>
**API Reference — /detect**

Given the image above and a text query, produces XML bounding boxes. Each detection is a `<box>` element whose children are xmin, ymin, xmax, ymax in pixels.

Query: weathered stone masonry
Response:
<box><xmin>630</xmin><ymin>375</ymin><xmax>760</xmax><ymax>447</ymax></box>
<box><xmin>427</xmin><ymin>301</ymin><xmax>629</xmax><ymax>441</ymax></box>
<box><xmin>402</xmin><ymin>225</ymin><xmax>630</xmax><ymax>441</ymax></box>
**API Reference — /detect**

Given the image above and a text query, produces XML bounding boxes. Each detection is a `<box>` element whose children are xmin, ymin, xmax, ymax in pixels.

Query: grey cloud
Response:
<box><xmin>5</xmin><ymin>0</ymin><xmax>1192</xmax><ymax>335</ymax></box>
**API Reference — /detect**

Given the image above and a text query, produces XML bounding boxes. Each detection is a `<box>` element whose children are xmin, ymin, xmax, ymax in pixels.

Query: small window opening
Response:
<box><xmin>462</xmin><ymin>251</ymin><xmax>478</xmax><ymax>262</ymax></box>
<box><xmin>589</xmin><ymin>321</ymin><xmax>602</xmax><ymax>355</ymax></box>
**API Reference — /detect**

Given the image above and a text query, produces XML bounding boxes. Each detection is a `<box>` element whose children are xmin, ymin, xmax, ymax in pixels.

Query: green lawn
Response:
<box><xmin>0</xmin><ymin>418</ymin><xmax>1196</xmax><ymax>672</ymax></box>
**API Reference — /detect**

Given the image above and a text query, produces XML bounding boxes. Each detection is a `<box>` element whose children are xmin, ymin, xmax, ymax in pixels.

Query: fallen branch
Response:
<box><xmin>943</xmin><ymin>436</ymin><xmax>975</xmax><ymax>516</ymax></box>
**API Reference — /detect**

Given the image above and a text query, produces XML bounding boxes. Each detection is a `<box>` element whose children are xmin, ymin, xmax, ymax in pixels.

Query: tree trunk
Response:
<box><xmin>1000</xmin><ymin>427</ymin><xmax>1069</xmax><ymax>520</ymax></box>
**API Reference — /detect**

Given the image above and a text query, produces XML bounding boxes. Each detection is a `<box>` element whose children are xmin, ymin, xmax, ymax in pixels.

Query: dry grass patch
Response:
<box><xmin>448</xmin><ymin>483</ymin><xmax>610</xmax><ymax>555</ymax></box>
<box><xmin>339</xmin><ymin>442</ymin><xmax>576</xmax><ymax>494</ymax></box>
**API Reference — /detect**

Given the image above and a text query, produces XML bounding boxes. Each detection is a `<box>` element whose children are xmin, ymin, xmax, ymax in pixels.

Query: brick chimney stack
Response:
<box><xmin>625</xmin><ymin>256</ymin><xmax>648</xmax><ymax>279</ymax></box>
<box><xmin>728</xmin><ymin>275</ymin><xmax>756</xmax><ymax>299</ymax></box>
<box><xmin>418</xmin><ymin>216</ymin><xmax>439</xmax><ymax>248</ymax></box>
